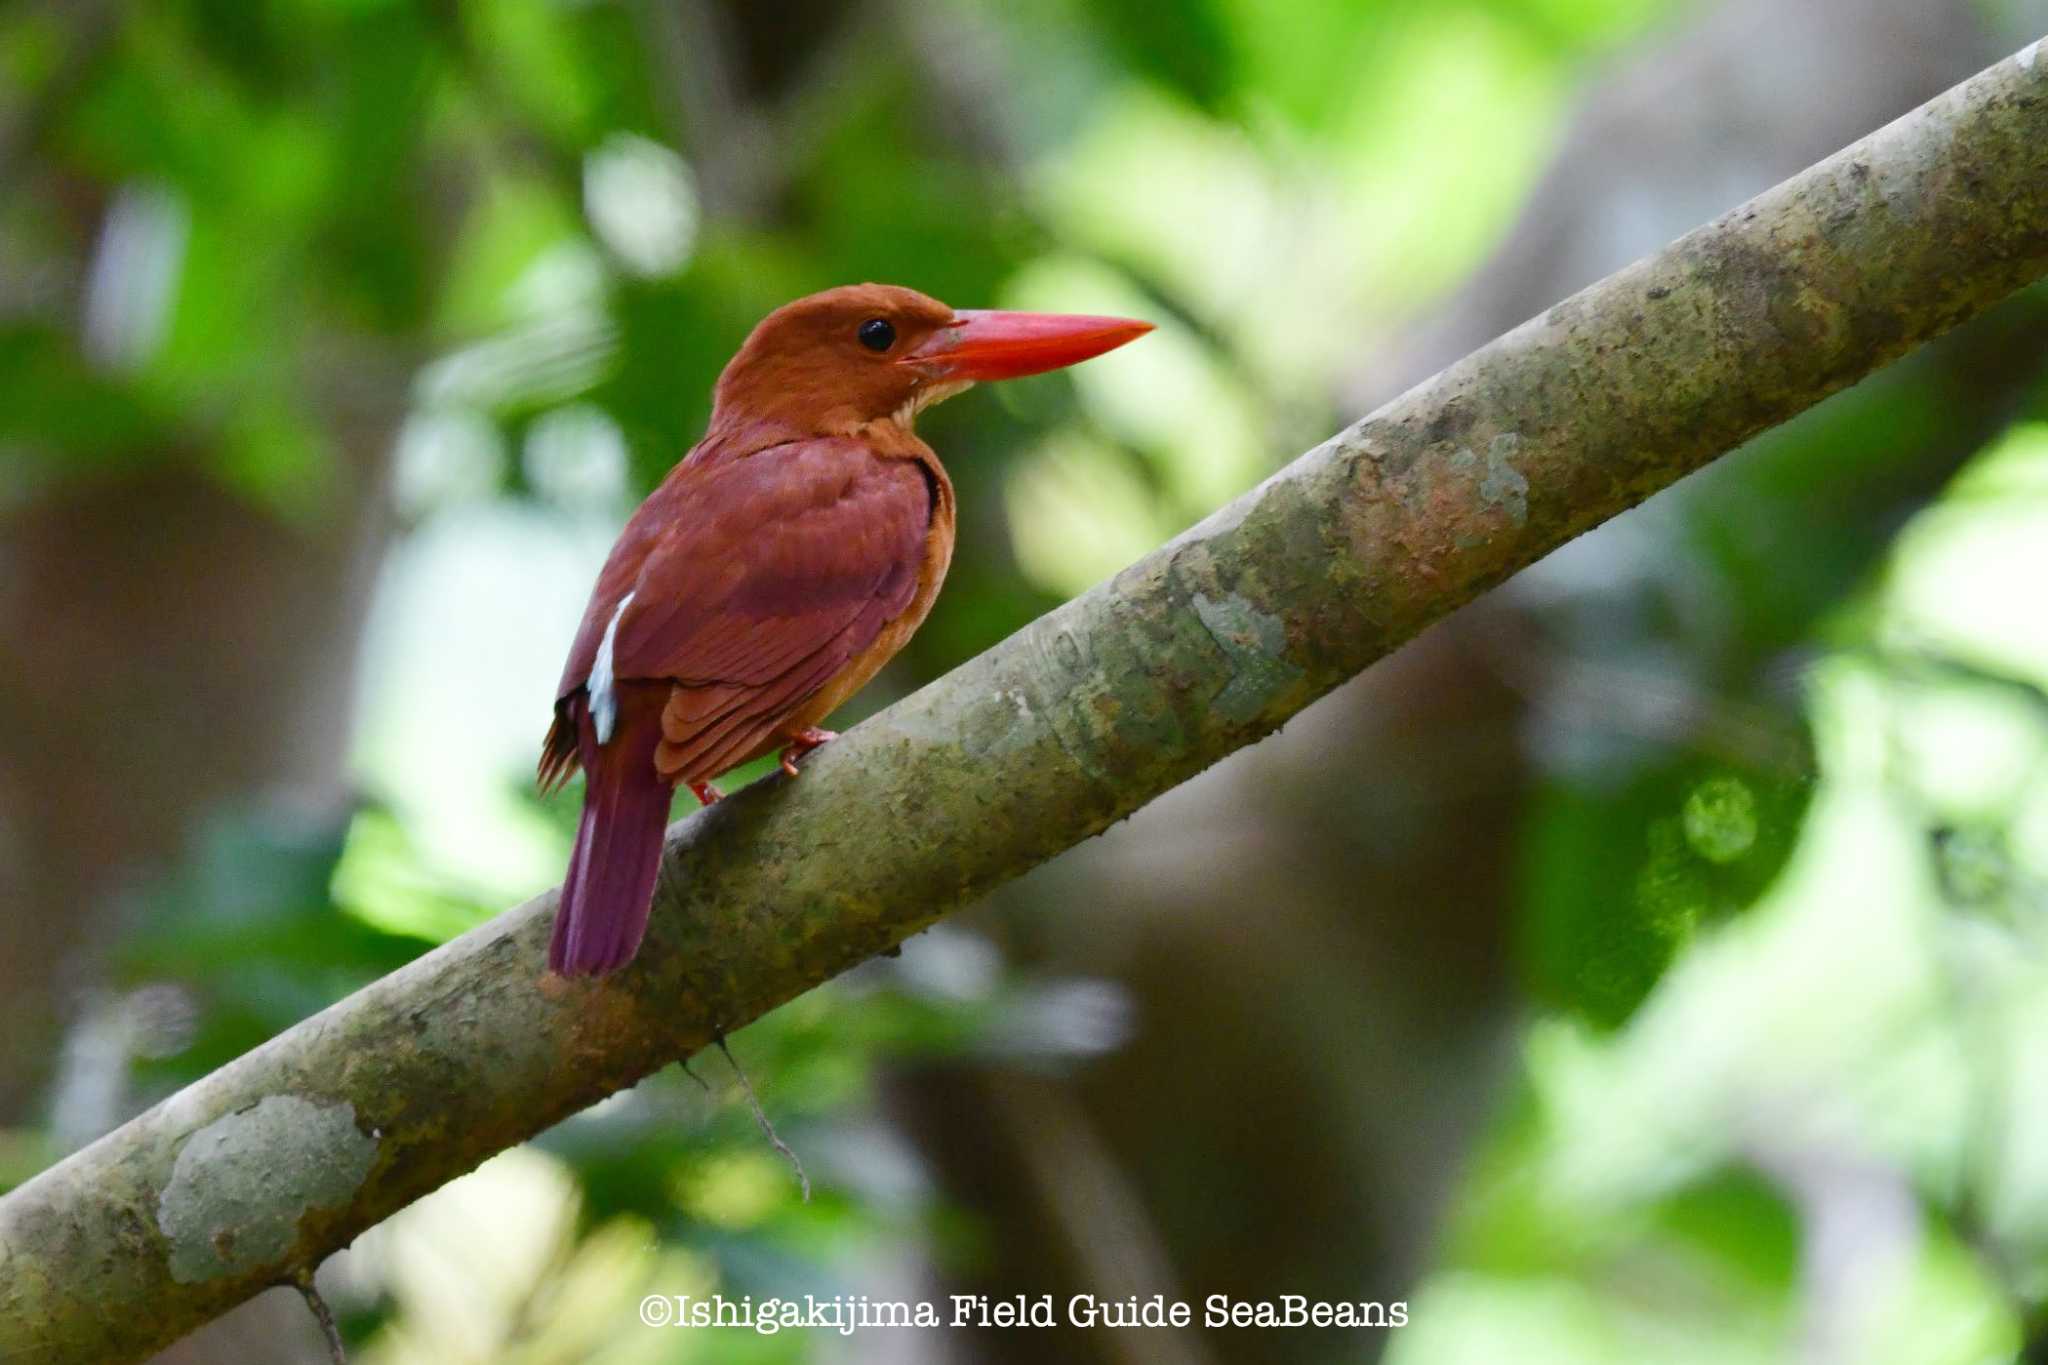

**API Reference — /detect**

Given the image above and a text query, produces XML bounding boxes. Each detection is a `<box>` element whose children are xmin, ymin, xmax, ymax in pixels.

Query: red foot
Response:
<box><xmin>778</xmin><ymin>727</ymin><xmax>839</xmax><ymax>779</ymax></box>
<box><xmin>688</xmin><ymin>781</ymin><xmax>723</xmax><ymax>806</ymax></box>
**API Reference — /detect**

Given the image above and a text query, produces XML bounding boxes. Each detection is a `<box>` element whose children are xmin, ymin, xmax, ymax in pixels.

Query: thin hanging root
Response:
<box><xmin>290</xmin><ymin>1265</ymin><xmax>347</xmax><ymax>1365</ymax></box>
<box><xmin>716</xmin><ymin>1036</ymin><xmax>810</xmax><ymax>1202</ymax></box>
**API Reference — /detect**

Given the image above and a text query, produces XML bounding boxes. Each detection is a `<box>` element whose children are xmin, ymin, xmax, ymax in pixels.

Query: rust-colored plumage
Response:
<box><xmin>542</xmin><ymin>284</ymin><xmax>1150</xmax><ymax>974</ymax></box>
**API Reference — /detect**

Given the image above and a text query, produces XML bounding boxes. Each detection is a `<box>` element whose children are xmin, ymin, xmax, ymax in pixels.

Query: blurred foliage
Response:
<box><xmin>1390</xmin><ymin>418</ymin><xmax>2048</xmax><ymax>1365</ymax></box>
<box><xmin>14</xmin><ymin>0</ymin><xmax>2048</xmax><ymax>1361</ymax></box>
<box><xmin>1522</xmin><ymin>763</ymin><xmax>1812</xmax><ymax>1028</ymax></box>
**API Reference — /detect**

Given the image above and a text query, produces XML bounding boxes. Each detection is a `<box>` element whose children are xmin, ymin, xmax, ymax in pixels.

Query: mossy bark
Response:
<box><xmin>5</xmin><ymin>37</ymin><xmax>2048</xmax><ymax>1364</ymax></box>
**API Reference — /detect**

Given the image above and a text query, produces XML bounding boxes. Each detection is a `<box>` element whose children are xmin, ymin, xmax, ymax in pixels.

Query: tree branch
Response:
<box><xmin>5</xmin><ymin>37</ymin><xmax>2048</xmax><ymax>1365</ymax></box>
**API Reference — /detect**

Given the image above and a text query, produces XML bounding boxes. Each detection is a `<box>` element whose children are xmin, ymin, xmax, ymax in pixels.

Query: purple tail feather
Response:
<box><xmin>549</xmin><ymin>693</ymin><xmax>672</xmax><ymax>976</ymax></box>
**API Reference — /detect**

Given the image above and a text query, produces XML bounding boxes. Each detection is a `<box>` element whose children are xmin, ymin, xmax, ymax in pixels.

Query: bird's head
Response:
<box><xmin>710</xmin><ymin>283</ymin><xmax>1152</xmax><ymax>437</ymax></box>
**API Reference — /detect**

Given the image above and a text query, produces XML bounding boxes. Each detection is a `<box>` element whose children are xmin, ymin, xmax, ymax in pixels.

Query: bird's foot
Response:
<box><xmin>688</xmin><ymin>780</ymin><xmax>724</xmax><ymax>806</ymax></box>
<box><xmin>778</xmin><ymin>727</ymin><xmax>839</xmax><ymax>779</ymax></box>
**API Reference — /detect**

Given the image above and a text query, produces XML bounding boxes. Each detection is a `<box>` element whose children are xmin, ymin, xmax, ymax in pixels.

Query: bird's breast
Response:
<box><xmin>784</xmin><ymin>452</ymin><xmax>955</xmax><ymax>733</ymax></box>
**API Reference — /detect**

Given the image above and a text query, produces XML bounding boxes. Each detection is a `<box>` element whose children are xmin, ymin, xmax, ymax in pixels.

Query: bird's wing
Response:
<box><xmin>546</xmin><ymin>437</ymin><xmax>932</xmax><ymax>787</ymax></box>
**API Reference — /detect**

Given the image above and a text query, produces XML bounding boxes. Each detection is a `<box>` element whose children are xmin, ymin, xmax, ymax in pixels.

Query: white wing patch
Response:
<box><xmin>589</xmin><ymin>590</ymin><xmax>636</xmax><ymax>745</ymax></box>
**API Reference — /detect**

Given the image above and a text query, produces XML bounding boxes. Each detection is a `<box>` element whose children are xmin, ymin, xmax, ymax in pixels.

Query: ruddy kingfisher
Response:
<box><xmin>540</xmin><ymin>284</ymin><xmax>1151</xmax><ymax>974</ymax></box>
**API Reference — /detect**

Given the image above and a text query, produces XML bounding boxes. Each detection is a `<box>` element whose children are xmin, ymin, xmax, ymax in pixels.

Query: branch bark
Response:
<box><xmin>6</xmin><ymin>37</ymin><xmax>2048</xmax><ymax>1364</ymax></box>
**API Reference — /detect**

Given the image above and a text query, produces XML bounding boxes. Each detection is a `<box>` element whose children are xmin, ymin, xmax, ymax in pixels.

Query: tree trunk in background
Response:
<box><xmin>0</xmin><ymin>421</ymin><xmax>398</xmax><ymax>1365</ymax></box>
<box><xmin>0</xmin><ymin>439</ymin><xmax>395</xmax><ymax>1126</ymax></box>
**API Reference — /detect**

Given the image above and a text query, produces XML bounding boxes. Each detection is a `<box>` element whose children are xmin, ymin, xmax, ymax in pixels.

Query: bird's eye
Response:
<box><xmin>857</xmin><ymin>318</ymin><xmax>896</xmax><ymax>352</ymax></box>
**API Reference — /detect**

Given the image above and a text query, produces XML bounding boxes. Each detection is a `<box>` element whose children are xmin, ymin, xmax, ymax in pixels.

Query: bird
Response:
<box><xmin>539</xmin><ymin>284</ymin><xmax>1152</xmax><ymax>975</ymax></box>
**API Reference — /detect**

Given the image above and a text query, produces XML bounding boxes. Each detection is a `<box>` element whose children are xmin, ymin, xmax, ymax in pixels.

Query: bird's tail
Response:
<box><xmin>549</xmin><ymin>687</ymin><xmax>672</xmax><ymax>976</ymax></box>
